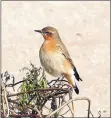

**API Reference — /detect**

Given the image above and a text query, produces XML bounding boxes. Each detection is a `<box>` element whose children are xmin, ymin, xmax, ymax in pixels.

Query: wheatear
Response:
<box><xmin>34</xmin><ymin>26</ymin><xmax>82</xmax><ymax>94</ymax></box>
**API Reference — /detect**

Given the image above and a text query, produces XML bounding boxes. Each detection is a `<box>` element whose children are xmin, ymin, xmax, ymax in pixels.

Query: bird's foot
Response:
<box><xmin>67</xmin><ymin>84</ymin><xmax>73</xmax><ymax>92</ymax></box>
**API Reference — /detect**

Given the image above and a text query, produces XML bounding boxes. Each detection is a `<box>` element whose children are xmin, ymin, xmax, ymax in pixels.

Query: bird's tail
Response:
<box><xmin>74</xmin><ymin>83</ymin><xmax>79</xmax><ymax>94</ymax></box>
<box><xmin>71</xmin><ymin>74</ymin><xmax>79</xmax><ymax>94</ymax></box>
<box><xmin>73</xmin><ymin>66</ymin><xmax>82</xmax><ymax>81</ymax></box>
<box><xmin>65</xmin><ymin>74</ymin><xmax>80</xmax><ymax>94</ymax></box>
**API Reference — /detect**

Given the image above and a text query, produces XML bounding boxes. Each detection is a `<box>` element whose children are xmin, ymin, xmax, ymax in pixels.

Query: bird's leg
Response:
<box><xmin>67</xmin><ymin>84</ymin><xmax>75</xmax><ymax>114</ymax></box>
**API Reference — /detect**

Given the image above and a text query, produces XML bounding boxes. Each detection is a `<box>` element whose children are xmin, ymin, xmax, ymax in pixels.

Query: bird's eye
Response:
<box><xmin>45</xmin><ymin>31</ymin><xmax>51</xmax><ymax>34</ymax></box>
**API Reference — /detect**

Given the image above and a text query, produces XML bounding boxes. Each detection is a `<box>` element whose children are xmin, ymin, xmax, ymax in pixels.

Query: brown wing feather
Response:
<box><xmin>56</xmin><ymin>40</ymin><xmax>82</xmax><ymax>81</ymax></box>
<box><xmin>56</xmin><ymin>40</ymin><xmax>74</xmax><ymax>67</ymax></box>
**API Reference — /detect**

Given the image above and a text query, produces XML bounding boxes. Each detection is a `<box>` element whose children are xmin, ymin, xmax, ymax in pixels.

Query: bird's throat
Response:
<box><xmin>44</xmin><ymin>39</ymin><xmax>57</xmax><ymax>52</ymax></box>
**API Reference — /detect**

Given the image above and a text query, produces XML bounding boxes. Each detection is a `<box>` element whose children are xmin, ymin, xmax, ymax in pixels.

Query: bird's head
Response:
<box><xmin>34</xmin><ymin>26</ymin><xmax>60</xmax><ymax>40</ymax></box>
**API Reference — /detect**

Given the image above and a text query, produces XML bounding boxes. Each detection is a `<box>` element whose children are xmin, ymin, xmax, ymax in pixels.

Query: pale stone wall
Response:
<box><xmin>2</xmin><ymin>1</ymin><xmax>110</xmax><ymax>117</ymax></box>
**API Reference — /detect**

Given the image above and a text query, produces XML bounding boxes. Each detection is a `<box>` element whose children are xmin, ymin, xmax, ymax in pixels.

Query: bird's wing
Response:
<box><xmin>56</xmin><ymin>42</ymin><xmax>74</xmax><ymax>67</ymax></box>
<box><xmin>56</xmin><ymin>42</ymin><xmax>82</xmax><ymax>81</ymax></box>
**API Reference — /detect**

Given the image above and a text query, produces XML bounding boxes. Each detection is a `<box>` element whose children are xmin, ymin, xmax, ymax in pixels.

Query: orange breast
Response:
<box><xmin>45</xmin><ymin>39</ymin><xmax>57</xmax><ymax>52</ymax></box>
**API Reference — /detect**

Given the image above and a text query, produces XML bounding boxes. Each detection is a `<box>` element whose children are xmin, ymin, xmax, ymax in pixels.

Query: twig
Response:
<box><xmin>6</xmin><ymin>79</ymin><xmax>28</xmax><ymax>87</ymax></box>
<box><xmin>63</xmin><ymin>99</ymin><xmax>74</xmax><ymax>117</ymax></box>
<box><xmin>57</xmin><ymin>96</ymin><xmax>74</xmax><ymax>118</ymax></box>
<box><xmin>2</xmin><ymin>80</ymin><xmax>10</xmax><ymax>117</ymax></box>
<box><xmin>9</xmin><ymin>114</ymin><xmax>40</xmax><ymax>117</ymax></box>
<box><xmin>46</xmin><ymin>97</ymin><xmax>91</xmax><ymax>118</ymax></box>
<box><xmin>7</xmin><ymin>88</ymin><xmax>69</xmax><ymax>97</ymax></box>
<box><xmin>60</xmin><ymin>109</ymin><xmax>70</xmax><ymax>116</ymax></box>
<box><xmin>2</xmin><ymin>89</ymin><xmax>5</xmax><ymax>117</ymax></box>
<box><xmin>28</xmin><ymin>105</ymin><xmax>42</xmax><ymax>118</ymax></box>
<box><xmin>89</xmin><ymin>110</ymin><xmax>94</xmax><ymax>118</ymax></box>
<box><xmin>4</xmin><ymin>89</ymin><xmax>9</xmax><ymax>117</ymax></box>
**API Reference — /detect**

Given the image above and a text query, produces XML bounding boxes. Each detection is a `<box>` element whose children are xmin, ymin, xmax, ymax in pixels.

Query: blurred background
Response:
<box><xmin>2</xmin><ymin>1</ymin><xmax>110</xmax><ymax>117</ymax></box>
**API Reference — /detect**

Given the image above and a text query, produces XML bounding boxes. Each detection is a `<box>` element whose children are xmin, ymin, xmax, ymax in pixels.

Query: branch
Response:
<box><xmin>7</xmin><ymin>88</ymin><xmax>69</xmax><ymax>97</ymax></box>
<box><xmin>1</xmin><ymin>80</ymin><xmax>10</xmax><ymax>117</ymax></box>
<box><xmin>46</xmin><ymin>97</ymin><xmax>91</xmax><ymax>118</ymax></box>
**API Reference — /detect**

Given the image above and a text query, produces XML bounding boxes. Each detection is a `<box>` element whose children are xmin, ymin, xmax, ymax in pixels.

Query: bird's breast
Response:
<box><xmin>39</xmin><ymin>43</ymin><xmax>65</xmax><ymax>77</ymax></box>
<box><xmin>44</xmin><ymin>39</ymin><xmax>57</xmax><ymax>52</ymax></box>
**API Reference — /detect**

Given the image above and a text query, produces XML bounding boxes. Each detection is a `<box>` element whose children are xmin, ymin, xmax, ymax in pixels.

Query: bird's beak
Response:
<box><xmin>34</xmin><ymin>30</ymin><xmax>42</xmax><ymax>33</ymax></box>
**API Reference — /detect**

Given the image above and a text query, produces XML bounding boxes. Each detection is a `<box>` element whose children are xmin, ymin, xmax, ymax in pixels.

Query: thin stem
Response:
<box><xmin>46</xmin><ymin>97</ymin><xmax>91</xmax><ymax>118</ymax></box>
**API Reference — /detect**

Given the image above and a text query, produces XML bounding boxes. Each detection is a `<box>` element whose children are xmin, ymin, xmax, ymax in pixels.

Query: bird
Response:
<box><xmin>34</xmin><ymin>26</ymin><xmax>82</xmax><ymax>94</ymax></box>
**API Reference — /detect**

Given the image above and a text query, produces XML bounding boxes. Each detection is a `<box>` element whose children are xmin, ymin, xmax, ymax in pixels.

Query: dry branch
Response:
<box><xmin>1</xmin><ymin>63</ymin><xmax>101</xmax><ymax>118</ymax></box>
